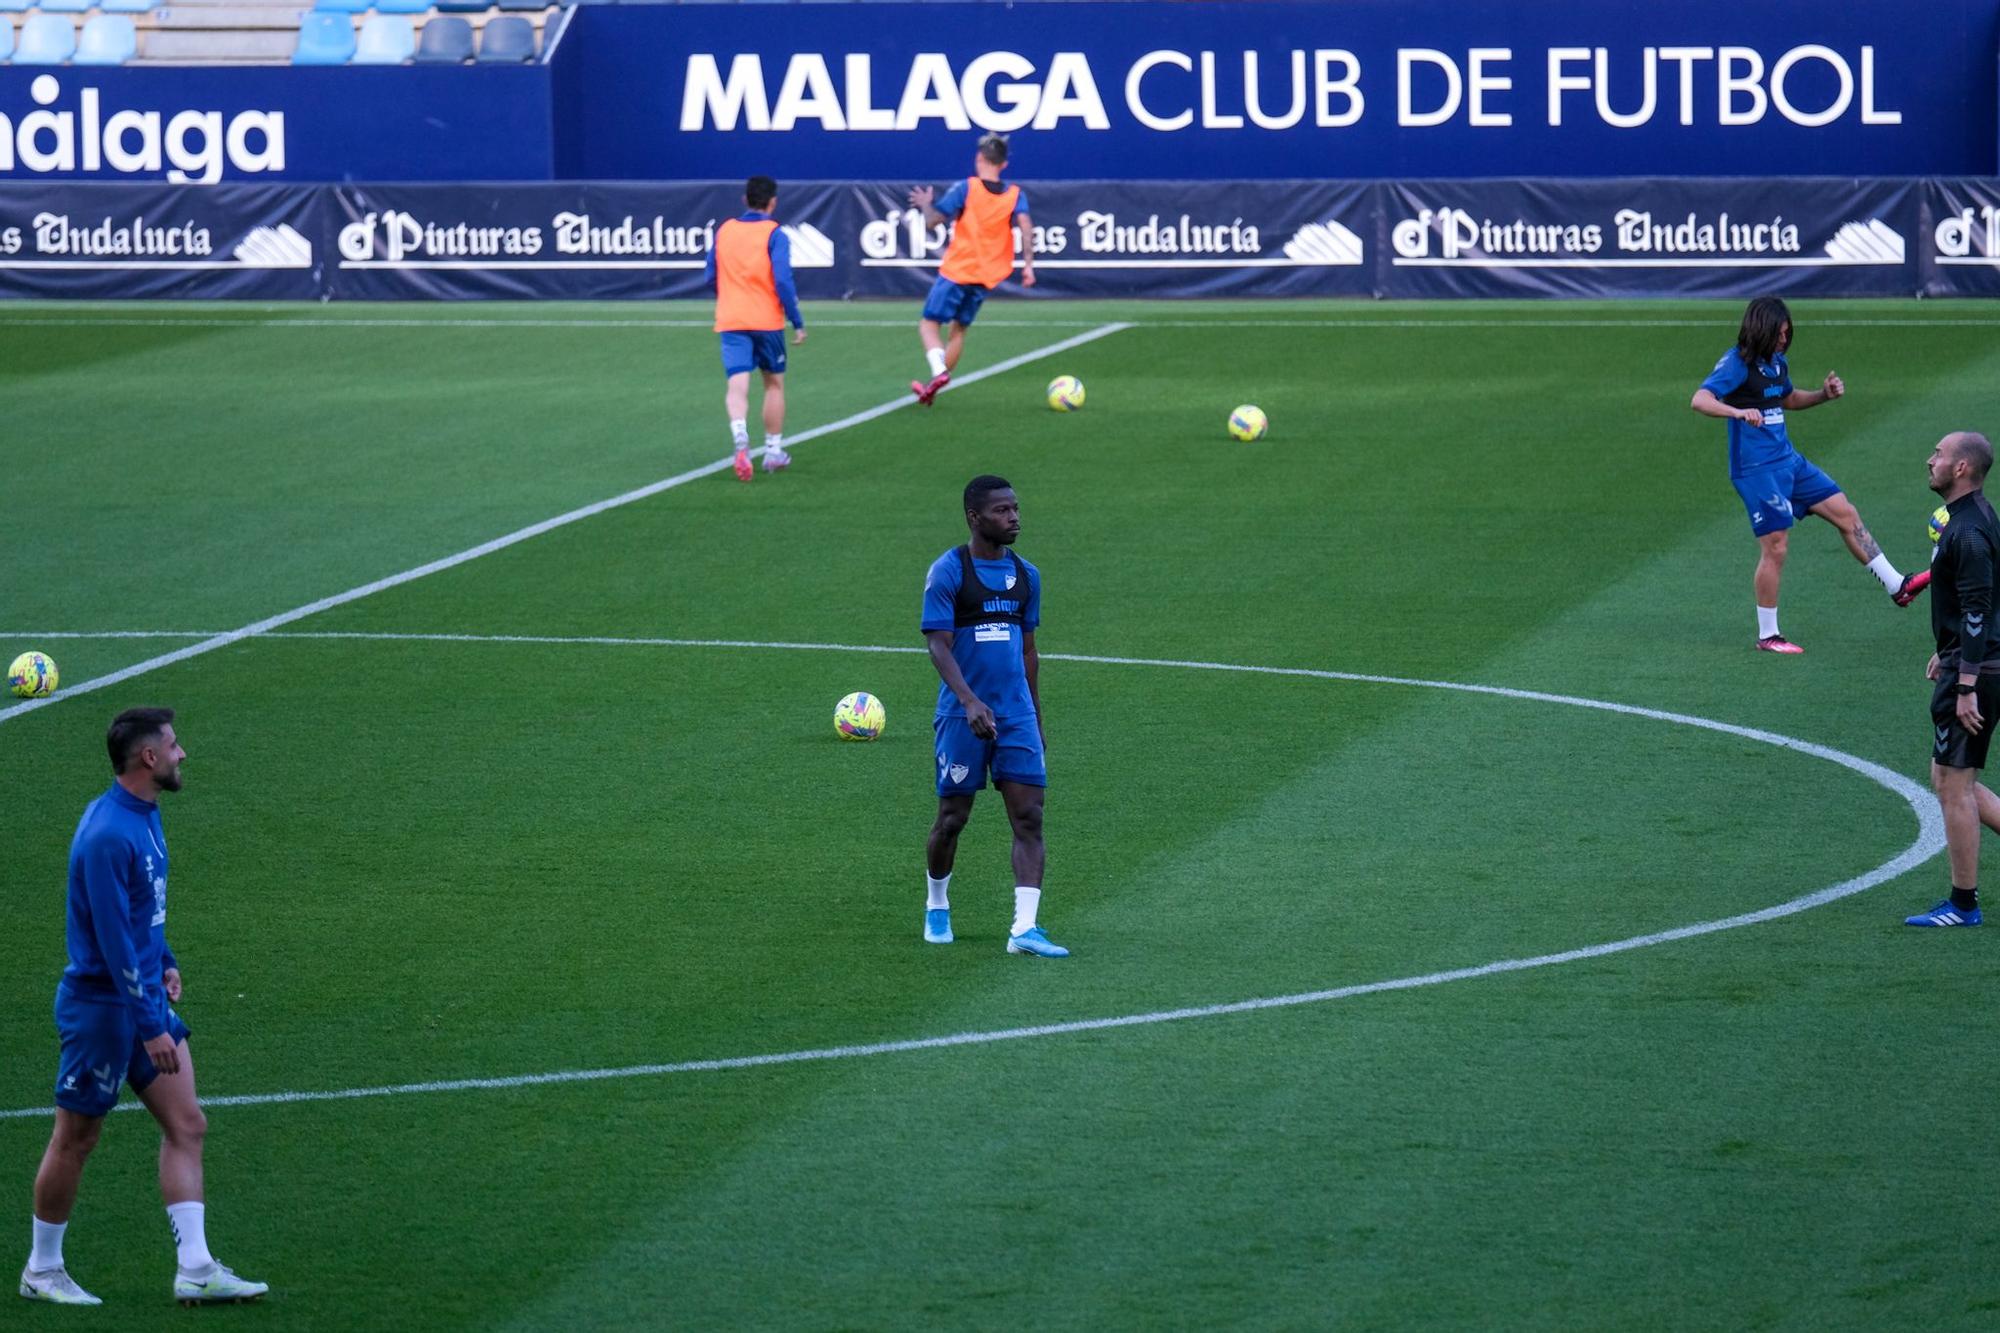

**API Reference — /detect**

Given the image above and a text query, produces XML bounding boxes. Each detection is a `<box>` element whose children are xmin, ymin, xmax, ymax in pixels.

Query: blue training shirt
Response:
<box><xmin>922</xmin><ymin>548</ymin><xmax>1041</xmax><ymax>720</ymax></box>
<box><xmin>1700</xmin><ymin>346</ymin><xmax>1797</xmax><ymax>477</ymax></box>
<box><xmin>64</xmin><ymin>783</ymin><xmax>177</xmax><ymax>1040</ymax></box>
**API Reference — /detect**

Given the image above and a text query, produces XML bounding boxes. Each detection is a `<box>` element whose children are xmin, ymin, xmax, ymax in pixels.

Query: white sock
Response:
<box><xmin>926</xmin><ymin>873</ymin><xmax>950</xmax><ymax>910</ymax></box>
<box><xmin>1866</xmin><ymin>552</ymin><xmax>1904</xmax><ymax>593</ymax></box>
<box><xmin>926</xmin><ymin>347</ymin><xmax>948</xmax><ymax>378</ymax></box>
<box><xmin>166</xmin><ymin>1201</ymin><xmax>213</xmax><ymax>1274</ymax></box>
<box><xmin>1012</xmin><ymin>886</ymin><xmax>1041</xmax><ymax>936</ymax></box>
<box><xmin>729</xmin><ymin>419</ymin><xmax>749</xmax><ymax>447</ymax></box>
<box><xmin>30</xmin><ymin>1216</ymin><xmax>65</xmax><ymax>1271</ymax></box>
<box><xmin>764</xmin><ymin>433</ymin><xmax>784</xmax><ymax>452</ymax></box>
<box><xmin>1757</xmin><ymin>605</ymin><xmax>1781</xmax><ymax>639</ymax></box>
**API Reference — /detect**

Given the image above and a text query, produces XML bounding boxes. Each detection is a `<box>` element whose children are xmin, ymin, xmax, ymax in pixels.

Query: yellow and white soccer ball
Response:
<box><xmin>1046</xmin><ymin>375</ymin><xmax>1085</xmax><ymax>412</ymax></box>
<box><xmin>1930</xmin><ymin>504</ymin><xmax>1950</xmax><ymax>546</ymax></box>
<box><xmin>7</xmin><ymin>650</ymin><xmax>58</xmax><ymax>698</ymax></box>
<box><xmin>1228</xmin><ymin>405</ymin><xmax>1268</xmax><ymax>442</ymax></box>
<box><xmin>834</xmin><ymin>691</ymin><xmax>886</xmax><ymax>741</ymax></box>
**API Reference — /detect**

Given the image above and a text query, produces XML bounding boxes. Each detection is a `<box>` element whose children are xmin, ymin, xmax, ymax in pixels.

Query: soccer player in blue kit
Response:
<box><xmin>20</xmin><ymin>709</ymin><xmax>266</xmax><ymax>1308</ymax></box>
<box><xmin>919</xmin><ymin>476</ymin><xmax>1068</xmax><ymax>957</ymax></box>
<box><xmin>1690</xmin><ymin>295</ymin><xmax>1929</xmax><ymax>653</ymax></box>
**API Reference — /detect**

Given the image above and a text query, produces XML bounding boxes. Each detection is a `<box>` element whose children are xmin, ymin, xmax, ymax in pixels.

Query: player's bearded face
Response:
<box><xmin>149</xmin><ymin>728</ymin><xmax>186</xmax><ymax>791</ymax></box>
<box><xmin>1929</xmin><ymin>444</ymin><xmax>1961</xmax><ymax>496</ymax></box>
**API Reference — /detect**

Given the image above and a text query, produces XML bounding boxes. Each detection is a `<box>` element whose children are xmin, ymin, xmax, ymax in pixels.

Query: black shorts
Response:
<box><xmin>1930</xmin><ymin>674</ymin><xmax>2000</xmax><ymax>769</ymax></box>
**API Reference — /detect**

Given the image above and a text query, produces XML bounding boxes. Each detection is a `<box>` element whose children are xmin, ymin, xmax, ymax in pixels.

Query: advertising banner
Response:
<box><xmin>845</xmin><ymin>179</ymin><xmax>1374</xmax><ymax>299</ymax></box>
<box><xmin>1</xmin><ymin>3</ymin><xmax>1992</xmax><ymax>186</ymax></box>
<box><xmin>0</xmin><ymin>177</ymin><xmax>1996</xmax><ymax>301</ymax></box>
<box><xmin>558</xmin><ymin>0</ymin><xmax>2000</xmax><ymax>181</ymax></box>
<box><xmin>1376</xmin><ymin>178</ymin><xmax>1920</xmax><ymax>299</ymax></box>
<box><xmin>1922</xmin><ymin>178</ymin><xmax>2000</xmax><ymax>297</ymax></box>
<box><xmin>0</xmin><ymin>67</ymin><xmax>555</xmax><ymax>185</ymax></box>
<box><xmin>0</xmin><ymin>180</ymin><xmax>320</xmax><ymax>298</ymax></box>
<box><xmin>327</xmin><ymin>182</ymin><xmax>845</xmax><ymax>300</ymax></box>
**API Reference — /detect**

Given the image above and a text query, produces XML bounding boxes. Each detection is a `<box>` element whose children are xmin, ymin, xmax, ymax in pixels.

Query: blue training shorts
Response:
<box><xmin>921</xmin><ymin>278</ymin><xmax>989</xmax><ymax>328</ymax></box>
<box><xmin>1731</xmin><ymin>454</ymin><xmax>1842</xmax><ymax>537</ymax></box>
<box><xmin>53</xmin><ymin>981</ymin><xmax>191</xmax><ymax>1117</ymax></box>
<box><xmin>719</xmin><ymin>330</ymin><xmax>786</xmax><ymax>378</ymax></box>
<box><xmin>935</xmin><ymin>712</ymin><xmax>1046</xmax><ymax>795</ymax></box>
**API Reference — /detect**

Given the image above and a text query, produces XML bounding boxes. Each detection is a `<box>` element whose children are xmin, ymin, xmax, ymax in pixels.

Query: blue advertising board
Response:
<box><xmin>1924</xmin><ymin>178</ymin><xmax>2000</xmax><ymax>296</ymax></box>
<box><xmin>557</xmin><ymin>0</ymin><xmax>2000</xmax><ymax>181</ymax></box>
<box><xmin>1377</xmin><ymin>177</ymin><xmax>1921</xmax><ymax>299</ymax></box>
<box><xmin>0</xmin><ymin>3</ymin><xmax>1992</xmax><ymax>186</ymax></box>
<box><xmin>0</xmin><ymin>180</ymin><xmax>320</xmax><ymax>298</ymax></box>
<box><xmin>3</xmin><ymin>176</ymin><xmax>1994</xmax><ymax>301</ymax></box>
<box><xmin>0</xmin><ymin>66</ymin><xmax>554</xmax><ymax>186</ymax></box>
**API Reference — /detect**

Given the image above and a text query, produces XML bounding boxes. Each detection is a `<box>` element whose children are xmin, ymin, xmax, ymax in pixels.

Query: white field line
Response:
<box><xmin>0</xmin><ymin>634</ymin><xmax>1944</xmax><ymax>1122</ymax></box>
<box><xmin>5</xmin><ymin>315</ymin><xmax>2000</xmax><ymax>332</ymax></box>
<box><xmin>0</xmin><ymin>323</ymin><xmax>1131</xmax><ymax>730</ymax></box>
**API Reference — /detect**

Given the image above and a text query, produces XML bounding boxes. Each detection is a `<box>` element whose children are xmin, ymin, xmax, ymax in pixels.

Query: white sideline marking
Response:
<box><xmin>0</xmin><ymin>323</ymin><xmax>1131</xmax><ymax>729</ymax></box>
<box><xmin>0</xmin><ymin>635</ymin><xmax>1944</xmax><ymax>1122</ymax></box>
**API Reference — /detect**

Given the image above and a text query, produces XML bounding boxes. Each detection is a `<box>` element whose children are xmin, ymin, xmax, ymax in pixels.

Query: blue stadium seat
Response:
<box><xmin>370</xmin><ymin>0</ymin><xmax>430</xmax><ymax>13</ymax></box>
<box><xmin>38</xmin><ymin>0</ymin><xmax>91</xmax><ymax>14</ymax></box>
<box><xmin>0</xmin><ymin>18</ymin><xmax>13</xmax><ymax>59</ymax></box>
<box><xmin>494</xmin><ymin>0</ymin><xmax>546</xmax><ymax>11</ymax></box>
<box><xmin>97</xmin><ymin>0</ymin><xmax>160</xmax><ymax>13</ymax></box>
<box><xmin>0</xmin><ymin>0</ymin><xmax>28</xmax><ymax>16</ymax></box>
<box><xmin>13</xmin><ymin>13</ymin><xmax>76</xmax><ymax>62</ymax></box>
<box><xmin>73</xmin><ymin>12</ymin><xmax>136</xmax><ymax>62</ymax></box>
<box><xmin>291</xmin><ymin>11</ymin><xmax>354</xmax><ymax>63</ymax></box>
<box><xmin>352</xmin><ymin>11</ymin><xmax>412</xmax><ymax>62</ymax></box>
<box><xmin>475</xmin><ymin>12</ymin><xmax>531</xmax><ymax>60</ymax></box>
<box><xmin>412</xmin><ymin>14</ymin><xmax>470</xmax><ymax>61</ymax></box>
<box><xmin>313</xmin><ymin>0</ymin><xmax>370</xmax><ymax>13</ymax></box>
<box><xmin>430</xmin><ymin>0</ymin><xmax>486</xmax><ymax>12</ymax></box>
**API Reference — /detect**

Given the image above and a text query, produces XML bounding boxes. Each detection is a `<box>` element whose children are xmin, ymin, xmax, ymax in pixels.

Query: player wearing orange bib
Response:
<box><xmin>907</xmin><ymin>134</ymin><xmax>1036</xmax><ymax>406</ymax></box>
<box><xmin>704</xmin><ymin>175</ymin><xmax>806</xmax><ymax>480</ymax></box>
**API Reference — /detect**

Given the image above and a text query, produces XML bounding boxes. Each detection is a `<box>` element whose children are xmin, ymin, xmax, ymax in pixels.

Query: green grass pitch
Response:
<box><xmin>3</xmin><ymin>299</ymin><xmax>1999</xmax><ymax>1329</ymax></box>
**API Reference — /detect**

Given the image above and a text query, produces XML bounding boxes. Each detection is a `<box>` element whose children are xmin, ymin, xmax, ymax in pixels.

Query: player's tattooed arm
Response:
<box><xmin>1852</xmin><ymin>520</ymin><xmax>1883</xmax><ymax>561</ymax></box>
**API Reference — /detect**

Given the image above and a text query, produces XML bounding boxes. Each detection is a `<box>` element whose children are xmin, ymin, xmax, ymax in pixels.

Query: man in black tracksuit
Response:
<box><xmin>1912</xmin><ymin>430</ymin><xmax>2000</xmax><ymax>927</ymax></box>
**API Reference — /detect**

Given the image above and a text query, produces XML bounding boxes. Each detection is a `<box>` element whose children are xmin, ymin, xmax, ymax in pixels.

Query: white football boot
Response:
<box><xmin>175</xmin><ymin>1262</ymin><xmax>269</xmax><ymax>1305</ymax></box>
<box><xmin>20</xmin><ymin>1265</ymin><xmax>102</xmax><ymax>1306</ymax></box>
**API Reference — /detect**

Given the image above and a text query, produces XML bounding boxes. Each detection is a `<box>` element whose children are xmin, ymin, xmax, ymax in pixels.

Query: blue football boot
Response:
<box><xmin>924</xmin><ymin>908</ymin><xmax>953</xmax><ymax>944</ymax></box>
<box><xmin>1905</xmin><ymin>899</ymin><xmax>1981</xmax><ymax>927</ymax></box>
<box><xmin>1006</xmin><ymin>925</ymin><xmax>1070</xmax><ymax>957</ymax></box>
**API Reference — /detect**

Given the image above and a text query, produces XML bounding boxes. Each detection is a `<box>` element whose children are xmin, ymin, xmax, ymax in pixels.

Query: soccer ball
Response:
<box><xmin>1228</xmin><ymin>405</ymin><xmax>1268</xmax><ymax>442</ymax></box>
<box><xmin>1930</xmin><ymin>504</ymin><xmax>1950</xmax><ymax>545</ymax></box>
<box><xmin>834</xmin><ymin>691</ymin><xmax>886</xmax><ymax>741</ymax></box>
<box><xmin>7</xmin><ymin>650</ymin><xmax>58</xmax><ymax>698</ymax></box>
<box><xmin>1046</xmin><ymin>375</ymin><xmax>1085</xmax><ymax>412</ymax></box>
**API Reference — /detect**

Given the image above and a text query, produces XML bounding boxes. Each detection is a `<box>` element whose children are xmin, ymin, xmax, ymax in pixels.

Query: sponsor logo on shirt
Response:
<box><xmin>145</xmin><ymin>853</ymin><xmax>167</xmax><ymax>928</ymax></box>
<box><xmin>974</xmin><ymin>622</ymin><xmax>1012</xmax><ymax>643</ymax></box>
